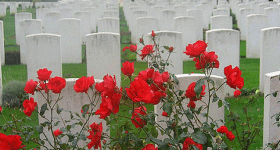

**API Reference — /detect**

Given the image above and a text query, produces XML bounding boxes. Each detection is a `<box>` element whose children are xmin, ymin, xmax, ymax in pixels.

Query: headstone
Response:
<box><xmin>238</xmin><ymin>8</ymin><xmax>254</xmax><ymax>40</ymax></box>
<box><xmin>86</xmin><ymin>33</ymin><xmax>121</xmax><ymax>86</ymax></box>
<box><xmin>0</xmin><ymin>3</ymin><xmax>6</xmax><ymax>16</ymax></box>
<box><xmin>212</xmin><ymin>8</ymin><xmax>229</xmax><ymax>16</ymax></box>
<box><xmin>155</xmin><ymin>74</ymin><xmax>225</xmax><ymax>140</ymax></box>
<box><xmin>19</xmin><ymin>19</ymin><xmax>42</xmax><ymax>64</ymax></box>
<box><xmin>10</xmin><ymin>2</ymin><xmax>17</xmax><ymax>14</ymax></box>
<box><xmin>15</xmin><ymin>12</ymin><xmax>32</xmax><ymax>45</ymax></box>
<box><xmin>264</xmin><ymin>7</ymin><xmax>279</xmax><ymax>27</ymax></box>
<box><xmin>174</xmin><ymin>16</ymin><xmax>196</xmax><ymax>61</ymax></box>
<box><xmin>103</xmin><ymin>10</ymin><xmax>119</xmax><ymax>18</ymax></box>
<box><xmin>83</xmin><ymin>7</ymin><xmax>98</xmax><ymax>33</ymax></box>
<box><xmin>182</xmin><ymin>2</ymin><xmax>195</xmax><ymax>10</ymax></box>
<box><xmin>97</xmin><ymin>17</ymin><xmax>120</xmax><ymax>34</ymax></box>
<box><xmin>136</xmin><ymin>17</ymin><xmax>159</xmax><ymax>61</ymax></box>
<box><xmin>159</xmin><ymin>10</ymin><xmax>175</xmax><ymax>30</ymax></box>
<box><xmin>26</xmin><ymin>33</ymin><xmax>62</xmax><ymax>81</ymax></box>
<box><xmin>260</xmin><ymin>27</ymin><xmax>280</xmax><ymax>92</ymax></box>
<box><xmin>36</xmin><ymin>78</ymin><xmax>108</xmax><ymax>149</ymax></box>
<box><xmin>36</xmin><ymin>8</ymin><xmax>50</xmax><ymax>21</ymax></box>
<box><xmin>60</xmin><ymin>8</ymin><xmax>74</xmax><ymax>18</ymax></box>
<box><xmin>246</xmin><ymin>14</ymin><xmax>268</xmax><ymax>58</ymax></box>
<box><xmin>150</xmin><ymin>6</ymin><xmax>163</xmax><ymax>18</ymax></box>
<box><xmin>59</xmin><ymin>18</ymin><xmax>82</xmax><ymax>64</ymax></box>
<box><xmin>74</xmin><ymin>11</ymin><xmax>91</xmax><ymax>44</ymax></box>
<box><xmin>174</xmin><ymin>5</ymin><xmax>187</xmax><ymax>17</ymax></box>
<box><xmin>148</xmin><ymin>31</ymin><xmax>183</xmax><ymax>75</ymax></box>
<box><xmin>263</xmin><ymin>71</ymin><xmax>280</xmax><ymax>149</ymax></box>
<box><xmin>258</xmin><ymin>3</ymin><xmax>270</xmax><ymax>14</ymax></box>
<box><xmin>210</xmin><ymin>15</ymin><xmax>232</xmax><ymax>29</ymax></box>
<box><xmin>130</xmin><ymin>10</ymin><xmax>148</xmax><ymax>43</ymax></box>
<box><xmin>43</xmin><ymin>12</ymin><xmax>61</xmax><ymax>34</ymax></box>
<box><xmin>206</xmin><ymin>29</ymin><xmax>240</xmax><ymax>78</ymax></box>
<box><xmin>0</xmin><ymin>21</ymin><xmax>4</xmax><ymax>65</ymax></box>
<box><xmin>187</xmin><ymin>9</ymin><xmax>203</xmax><ymax>41</ymax></box>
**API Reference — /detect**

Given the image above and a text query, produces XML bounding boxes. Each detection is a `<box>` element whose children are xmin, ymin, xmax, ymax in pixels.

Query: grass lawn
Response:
<box><xmin>0</xmin><ymin>6</ymin><xmax>265</xmax><ymax>149</ymax></box>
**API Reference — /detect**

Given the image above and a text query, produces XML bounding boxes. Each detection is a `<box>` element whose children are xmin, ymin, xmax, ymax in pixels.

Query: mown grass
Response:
<box><xmin>0</xmin><ymin>6</ymin><xmax>265</xmax><ymax>149</ymax></box>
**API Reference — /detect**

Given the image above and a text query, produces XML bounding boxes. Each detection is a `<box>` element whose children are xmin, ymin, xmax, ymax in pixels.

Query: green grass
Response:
<box><xmin>0</xmin><ymin>6</ymin><xmax>265</xmax><ymax>149</ymax></box>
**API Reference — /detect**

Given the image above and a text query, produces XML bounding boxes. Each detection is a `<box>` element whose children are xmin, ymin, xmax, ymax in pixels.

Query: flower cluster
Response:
<box><xmin>0</xmin><ymin>133</ymin><xmax>25</xmax><ymax>150</ymax></box>
<box><xmin>95</xmin><ymin>75</ymin><xmax>122</xmax><ymax>119</ymax></box>
<box><xmin>74</xmin><ymin>76</ymin><xmax>95</xmax><ymax>93</ymax></box>
<box><xmin>185</xmin><ymin>82</ymin><xmax>206</xmax><ymax>108</ymax></box>
<box><xmin>142</xmin><ymin>144</ymin><xmax>158</xmax><ymax>150</ymax></box>
<box><xmin>183</xmin><ymin>138</ymin><xmax>203</xmax><ymax>150</ymax></box>
<box><xmin>23</xmin><ymin>97</ymin><xmax>37</xmax><ymax>116</ymax></box>
<box><xmin>87</xmin><ymin>122</ymin><xmax>103</xmax><ymax>149</ymax></box>
<box><xmin>217</xmin><ymin>125</ymin><xmax>235</xmax><ymax>141</ymax></box>
<box><xmin>126</xmin><ymin>68</ymin><xmax>169</xmax><ymax>105</ymax></box>
<box><xmin>224</xmin><ymin>65</ymin><xmax>244</xmax><ymax>97</ymax></box>
<box><xmin>131</xmin><ymin>106</ymin><xmax>147</xmax><ymax>128</ymax></box>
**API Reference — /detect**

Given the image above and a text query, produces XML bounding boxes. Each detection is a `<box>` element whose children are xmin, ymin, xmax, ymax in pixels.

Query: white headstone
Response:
<box><xmin>238</xmin><ymin>8</ymin><xmax>254</xmax><ymax>40</ymax></box>
<box><xmin>36</xmin><ymin>8</ymin><xmax>50</xmax><ymax>21</ymax></box>
<box><xmin>246</xmin><ymin>14</ymin><xmax>268</xmax><ymax>58</ymax></box>
<box><xmin>159</xmin><ymin>10</ymin><xmax>175</xmax><ymax>30</ymax></box>
<box><xmin>258</xmin><ymin>3</ymin><xmax>270</xmax><ymax>14</ymax></box>
<box><xmin>10</xmin><ymin>2</ymin><xmax>17</xmax><ymax>14</ymax></box>
<box><xmin>43</xmin><ymin>12</ymin><xmax>61</xmax><ymax>34</ymax></box>
<box><xmin>59</xmin><ymin>18</ymin><xmax>82</xmax><ymax>64</ymax></box>
<box><xmin>19</xmin><ymin>19</ymin><xmax>42</xmax><ymax>65</ymax></box>
<box><xmin>26</xmin><ymin>33</ymin><xmax>62</xmax><ymax>81</ymax></box>
<box><xmin>60</xmin><ymin>8</ymin><xmax>73</xmax><ymax>18</ymax></box>
<box><xmin>174</xmin><ymin>5</ymin><xmax>187</xmax><ymax>17</ymax></box>
<box><xmin>210</xmin><ymin>15</ymin><xmax>232</xmax><ymax>29</ymax></box>
<box><xmin>260</xmin><ymin>27</ymin><xmax>280</xmax><ymax>92</ymax></box>
<box><xmin>86</xmin><ymin>32</ymin><xmax>121</xmax><ymax>86</ymax></box>
<box><xmin>83</xmin><ymin>7</ymin><xmax>98</xmax><ymax>33</ymax></box>
<box><xmin>264</xmin><ymin>7</ymin><xmax>279</xmax><ymax>27</ymax></box>
<box><xmin>15</xmin><ymin>12</ymin><xmax>32</xmax><ymax>45</ymax></box>
<box><xmin>263</xmin><ymin>71</ymin><xmax>280</xmax><ymax>149</ymax></box>
<box><xmin>74</xmin><ymin>11</ymin><xmax>91</xmax><ymax>44</ymax></box>
<box><xmin>103</xmin><ymin>10</ymin><xmax>119</xmax><ymax>18</ymax></box>
<box><xmin>206</xmin><ymin>29</ymin><xmax>240</xmax><ymax>78</ymax></box>
<box><xmin>0</xmin><ymin>21</ymin><xmax>4</xmax><ymax>65</ymax></box>
<box><xmin>174</xmin><ymin>16</ymin><xmax>196</xmax><ymax>61</ymax></box>
<box><xmin>136</xmin><ymin>17</ymin><xmax>159</xmax><ymax>61</ymax></box>
<box><xmin>155</xmin><ymin>74</ymin><xmax>225</xmax><ymax>140</ymax></box>
<box><xmin>148</xmin><ymin>31</ymin><xmax>183</xmax><ymax>75</ymax></box>
<box><xmin>130</xmin><ymin>10</ymin><xmax>148</xmax><ymax>43</ymax></box>
<box><xmin>212</xmin><ymin>8</ymin><xmax>229</xmax><ymax>16</ymax></box>
<box><xmin>0</xmin><ymin>3</ymin><xmax>6</xmax><ymax>16</ymax></box>
<box><xmin>97</xmin><ymin>17</ymin><xmax>120</xmax><ymax>34</ymax></box>
<box><xmin>187</xmin><ymin>9</ymin><xmax>203</xmax><ymax>41</ymax></box>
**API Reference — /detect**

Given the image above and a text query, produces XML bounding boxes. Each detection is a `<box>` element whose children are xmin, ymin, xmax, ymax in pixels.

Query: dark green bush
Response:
<box><xmin>5</xmin><ymin>50</ymin><xmax>21</xmax><ymax>65</ymax></box>
<box><xmin>2</xmin><ymin>80</ymin><xmax>28</xmax><ymax>108</ymax></box>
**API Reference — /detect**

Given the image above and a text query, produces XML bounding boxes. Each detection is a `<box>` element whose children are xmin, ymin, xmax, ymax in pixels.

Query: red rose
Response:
<box><xmin>169</xmin><ymin>46</ymin><xmax>174</xmax><ymax>52</ymax></box>
<box><xmin>217</xmin><ymin>125</ymin><xmax>229</xmax><ymax>134</ymax></box>
<box><xmin>183</xmin><ymin>137</ymin><xmax>203</xmax><ymax>150</ymax></box>
<box><xmin>185</xmin><ymin>82</ymin><xmax>206</xmax><ymax>101</ymax></box>
<box><xmin>162</xmin><ymin>111</ymin><xmax>168</xmax><ymax>117</ymax></box>
<box><xmin>234</xmin><ymin>90</ymin><xmax>241</xmax><ymax>97</ymax></box>
<box><xmin>24</xmin><ymin>79</ymin><xmax>38</xmax><ymax>95</ymax></box>
<box><xmin>0</xmin><ymin>105</ymin><xmax>2</xmax><ymax>113</ymax></box>
<box><xmin>74</xmin><ymin>76</ymin><xmax>95</xmax><ymax>93</ymax></box>
<box><xmin>139</xmin><ymin>38</ymin><xmax>143</xmax><ymax>43</ymax></box>
<box><xmin>162</xmin><ymin>71</ymin><xmax>170</xmax><ymax>83</ymax></box>
<box><xmin>184</xmin><ymin>40</ymin><xmax>207</xmax><ymax>58</ymax></box>
<box><xmin>126</xmin><ymin>79</ymin><xmax>153</xmax><ymax>103</ymax></box>
<box><xmin>131</xmin><ymin>106</ymin><xmax>147</xmax><ymax>128</ymax></box>
<box><xmin>224</xmin><ymin>65</ymin><xmax>244</xmax><ymax>89</ymax></box>
<box><xmin>53</xmin><ymin>129</ymin><xmax>63</xmax><ymax>137</ymax></box>
<box><xmin>121</xmin><ymin>61</ymin><xmax>134</xmax><ymax>76</ymax></box>
<box><xmin>151</xmin><ymin>30</ymin><xmax>156</xmax><ymax>37</ymax></box>
<box><xmin>95</xmin><ymin>97</ymin><xmax>115</xmax><ymax>119</ymax></box>
<box><xmin>23</xmin><ymin>97</ymin><xmax>37</xmax><ymax>117</ymax></box>
<box><xmin>140</xmin><ymin>45</ymin><xmax>155</xmax><ymax>60</ymax></box>
<box><xmin>136</xmin><ymin>69</ymin><xmax>163</xmax><ymax>86</ymax></box>
<box><xmin>47</xmin><ymin>77</ymin><xmax>66</xmax><ymax>94</ymax></box>
<box><xmin>142</xmin><ymin>144</ymin><xmax>158</xmax><ymax>150</ymax></box>
<box><xmin>122</xmin><ymin>44</ymin><xmax>137</xmax><ymax>52</ymax></box>
<box><xmin>187</xmin><ymin>101</ymin><xmax>196</xmax><ymax>108</ymax></box>
<box><xmin>6</xmin><ymin>134</ymin><xmax>25</xmax><ymax>150</ymax></box>
<box><xmin>226</xmin><ymin>131</ymin><xmax>235</xmax><ymax>141</ymax></box>
<box><xmin>37</xmin><ymin>68</ymin><xmax>52</xmax><ymax>81</ymax></box>
<box><xmin>87</xmin><ymin>122</ymin><xmax>102</xmax><ymax>149</ymax></box>
<box><xmin>193</xmin><ymin>51</ymin><xmax>219</xmax><ymax>70</ymax></box>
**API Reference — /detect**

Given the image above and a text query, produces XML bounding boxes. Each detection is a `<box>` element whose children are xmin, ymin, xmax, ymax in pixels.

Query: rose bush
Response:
<box><xmin>0</xmin><ymin>31</ymin><xmax>247</xmax><ymax>150</ymax></box>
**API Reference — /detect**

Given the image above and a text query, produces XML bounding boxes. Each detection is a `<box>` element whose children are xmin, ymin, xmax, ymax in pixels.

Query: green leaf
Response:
<box><xmin>151</xmin><ymin>126</ymin><xmax>158</xmax><ymax>138</ymax></box>
<box><xmin>212</xmin><ymin>94</ymin><xmax>219</xmax><ymax>103</ymax></box>
<box><xmin>36</xmin><ymin>125</ymin><xmax>43</xmax><ymax>134</ymax></box>
<box><xmin>151</xmin><ymin>138</ymin><xmax>166</xmax><ymax>148</ymax></box>
<box><xmin>80</xmin><ymin>134</ymin><xmax>87</xmax><ymax>141</ymax></box>
<box><xmin>40</xmin><ymin>103</ymin><xmax>48</xmax><ymax>116</ymax></box>
<box><xmin>223</xmin><ymin>100</ymin><xmax>230</xmax><ymax>110</ymax></box>
<box><xmin>191</xmin><ymin>130</ymin><xmax>207</xmax><ymax>144</ymax></box>
<box><xmin>194</xmin><ymin>79</ymin><xmax>205</xmax><ymax>95</ymax></box>
<box><xmin>218</xmin><ymin>100</ymin><xmax>223</xmax><ymax>108</ymax></box>
<box><xmin>163</xmin><ymin>102</ymin><xmax>172</xmax><ymax>115</ymax></box>
<box><xmin>57</xmin><ymin>105</ymin><xmax>63</xmax><ymax>114</ymax></box>
<box><xmin>82</xmin><ymin>104</ymin><xmax>89</xmax><ymax>118</ymax></box>
<box><xmin>184</xmin><ymin>109</ymin><xmax>194</xmax><ymax>119</ymax></box>
<box><xmin>272</xmin><ymin>91</ymin><xmax>278</xmax><ymax>97</ymax></box>
<box><xmin>26</xmin><ymin>131</ymin><xmax>34</xmax><ymax>141</ymax></box>
<box><xmin>163</xmin><ymin>46</ymin><xmax>169</xmax><ymax>50</ymax></box>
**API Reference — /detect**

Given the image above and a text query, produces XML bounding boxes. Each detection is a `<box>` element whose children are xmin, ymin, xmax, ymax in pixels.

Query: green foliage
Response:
<box><xmin>5</xmin><ymin>50</ymin><xmax>21</xmax><ymax>65</ymax></box>
<box><xmin>2</xmin><ymin>80</ymin><xmax>28</xmax><ymax>108</ymax></box>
